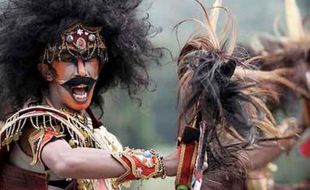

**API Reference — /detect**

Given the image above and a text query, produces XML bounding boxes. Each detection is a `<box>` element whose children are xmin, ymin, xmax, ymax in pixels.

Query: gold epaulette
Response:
<box><xmin>0</xmin><ymin>106</ymin><xmax>94</xmax><ymax>150</ymax></box>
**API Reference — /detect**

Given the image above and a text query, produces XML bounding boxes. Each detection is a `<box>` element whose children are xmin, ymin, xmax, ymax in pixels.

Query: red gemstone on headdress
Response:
<box><xmin>79</xmin><ymin>40</ymin><xmax>85</xmax><ymax>47</ymax></box>
<box><xmin>76</xmin><ymin>37</ymin><xmax>86</xmax><ymax>49</ymax></box>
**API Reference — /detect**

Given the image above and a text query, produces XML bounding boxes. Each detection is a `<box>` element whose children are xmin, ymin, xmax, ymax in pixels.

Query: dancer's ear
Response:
<box><xmin>38</xmin><ymin>63</ymin><xmax>54</xmax><ymax>82</ymax></box>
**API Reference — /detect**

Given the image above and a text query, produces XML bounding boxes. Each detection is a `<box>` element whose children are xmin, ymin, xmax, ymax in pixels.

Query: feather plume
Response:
<box><xmin>285</xmin><ymin>0</ymin><xmax>305</xmax><ymax>40</ymax></box>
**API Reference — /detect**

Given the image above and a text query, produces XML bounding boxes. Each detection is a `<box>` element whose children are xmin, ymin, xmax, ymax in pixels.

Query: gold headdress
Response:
<box><xmin>43</xmin><ymin>23</ymin><xmax>107</xmax><ymax>64</ymax></box>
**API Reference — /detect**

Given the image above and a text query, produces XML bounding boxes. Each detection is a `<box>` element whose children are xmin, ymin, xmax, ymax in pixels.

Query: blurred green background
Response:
<box><xmin>101</xmin><ymin>0</ymin><xmax>310</xmax><ymax>189</ymax></box>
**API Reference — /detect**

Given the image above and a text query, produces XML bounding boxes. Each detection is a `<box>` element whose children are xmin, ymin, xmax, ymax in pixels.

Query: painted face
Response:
<box><xmin>40</xmin><ymin>23</ymin><xmax>107</xmax><ymax>111</ymax></box>
<box><xmin>48</xmin><ymin>53</ymin><xmax>101</xmax><ymax>111</ymax></box>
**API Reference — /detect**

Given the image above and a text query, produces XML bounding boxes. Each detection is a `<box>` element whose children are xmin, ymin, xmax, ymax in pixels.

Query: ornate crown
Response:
<box><xmin>43</xmin><ymin>23</ymin><xmax>107</xmax><ymax>64</ymax></box>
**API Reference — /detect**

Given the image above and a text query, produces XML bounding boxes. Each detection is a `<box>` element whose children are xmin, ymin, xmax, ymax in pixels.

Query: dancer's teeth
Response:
<box><xmin>71</xmin><ymin>85</ymin><xmax>89</xmax><ymax>102</ymax></box>
<box><xmin>73</xmin><ymin>92</ymin><xmax>88</xmax><ymax>102</ymax></box>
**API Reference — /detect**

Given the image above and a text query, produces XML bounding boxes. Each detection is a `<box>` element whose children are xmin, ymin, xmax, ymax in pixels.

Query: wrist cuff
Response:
<box><xmin>112</xmin><ymin>147</ymin><xmax>166</xmax><ymax>187</ymax></box>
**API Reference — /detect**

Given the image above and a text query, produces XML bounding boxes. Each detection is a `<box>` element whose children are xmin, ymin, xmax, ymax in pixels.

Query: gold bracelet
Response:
<box><xmin>157</xmin><ymin>156</ymin><xmax>167</xmax><ymax>179</ymax></box>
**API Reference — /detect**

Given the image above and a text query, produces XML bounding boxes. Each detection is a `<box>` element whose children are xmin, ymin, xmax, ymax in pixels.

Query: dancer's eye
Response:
<box><xmin>61</xmin><ymin>53</ymin><xmax>77</xmax><ymax>64</ymax></box>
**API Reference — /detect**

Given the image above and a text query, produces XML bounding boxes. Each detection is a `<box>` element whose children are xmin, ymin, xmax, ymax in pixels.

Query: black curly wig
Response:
<box><xmin>0</xmin><ymin>0</ymin><xmax>162</xmax><ymax>119</ymax></box>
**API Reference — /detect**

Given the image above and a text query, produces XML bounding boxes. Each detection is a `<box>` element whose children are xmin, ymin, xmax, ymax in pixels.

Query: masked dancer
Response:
<box><xmin>0</xmin><ymin>0</ymin><xmax>179</xmax><ymax>189</ymax></box>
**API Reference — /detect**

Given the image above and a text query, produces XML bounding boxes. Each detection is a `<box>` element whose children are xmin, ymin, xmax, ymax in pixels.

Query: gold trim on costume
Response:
<box><xmin>0</xmin><ymin>105</ymin><xmax>124</xmax><ymax>190</ymax></box>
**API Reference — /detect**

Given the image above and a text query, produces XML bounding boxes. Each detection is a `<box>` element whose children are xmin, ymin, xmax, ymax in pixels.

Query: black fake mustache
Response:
<box><xmin>61</xmin><ymin>76</ymin><xmax>97</xmax><ymax>89</ymax></box>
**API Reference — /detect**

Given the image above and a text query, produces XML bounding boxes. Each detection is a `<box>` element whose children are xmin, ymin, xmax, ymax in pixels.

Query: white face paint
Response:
<box><xmin>306</xmin><ymin>71</ymin><xmax>310</xmax><ymax>91</ymax></box>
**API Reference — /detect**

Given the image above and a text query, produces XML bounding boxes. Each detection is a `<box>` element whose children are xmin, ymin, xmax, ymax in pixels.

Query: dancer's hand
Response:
<box><xmin>163</xmin><ymin>149</ymin><xmax>179</xmax><ymax>176</ymax></box>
